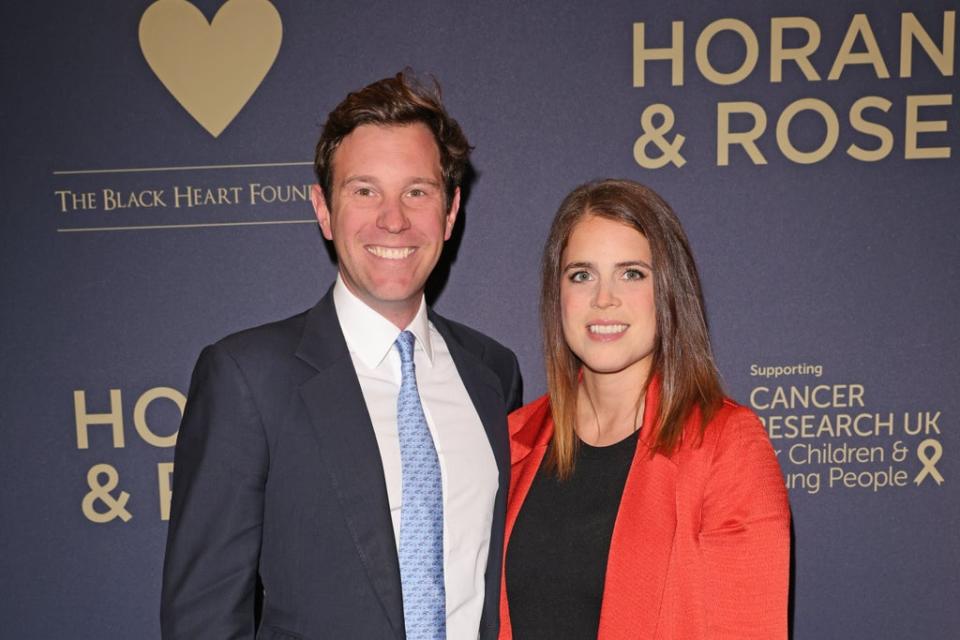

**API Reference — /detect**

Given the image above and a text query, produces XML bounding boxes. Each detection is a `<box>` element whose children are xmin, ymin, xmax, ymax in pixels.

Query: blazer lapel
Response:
<box><xmin>598</xmin><ymin>379</ymin><xmax>678</xmax><ymax>640</ymax></box>
<box><xmin>499</xmin><ymin>397</ymin><xmax>552</xmax><ymax>639</ymax></box>
<box><xmin>504</xmin><ymin>397</ymin><xmax>553</xmax><ymax>545</ymax></box>
<box><xmin>500</xmin><ymin>385</ymin><xmax>677</xmax><ymax>639</ymax></box>
<box><xmin>295</xmin><ymin>291</ymin><xmax>405</xmax><ymax>638</ymax></box>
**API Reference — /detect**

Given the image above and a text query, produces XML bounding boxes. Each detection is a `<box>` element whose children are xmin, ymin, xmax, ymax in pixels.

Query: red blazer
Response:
<box><xmin>499</xmin><ymin>379</ymin><xmax>791</xmax><ymax>640</ymax></box>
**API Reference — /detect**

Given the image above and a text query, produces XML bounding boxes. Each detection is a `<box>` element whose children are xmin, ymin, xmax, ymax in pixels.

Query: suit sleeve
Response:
<box><xmin>504</xmin><ymin>351</ymin><xmax>523</xmax><ymax>413</ymax></box>
<box><xmin>699</xmin><ymin>407</ymin><xmax>791</xmax><ymax>640</ymax></box>
<box><xmin>160</xmin><ymin>343</ymin><xmax>268</xmax><ymax>640</ymax></box>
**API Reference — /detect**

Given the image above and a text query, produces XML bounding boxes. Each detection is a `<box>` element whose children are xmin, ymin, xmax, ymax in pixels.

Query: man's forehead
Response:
<box><xmin>339</xmin><ymin>122</ymin><xmax>438</xmax><ymax>151</ymax></box>
<box><xmin>337</xmin><ymin>120</ymin><xmax>439</xmax><ymax>146</ymax></box>
<box><xmin>330</xmin><ymin>122</ymin><xmax>443</xmax><ymax>182</ymax></box>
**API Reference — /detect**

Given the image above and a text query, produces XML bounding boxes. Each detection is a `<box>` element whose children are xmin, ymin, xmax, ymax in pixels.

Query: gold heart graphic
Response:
<box><xmin>139</xmin><ymin>0</ymin><xmax>282</xmax><ymax>138</ymax></box>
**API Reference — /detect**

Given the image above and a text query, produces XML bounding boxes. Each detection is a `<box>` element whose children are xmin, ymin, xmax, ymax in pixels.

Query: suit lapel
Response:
<box><xmin>598</xmin><ymin>379</ymin><xmax>678</xmax><ymax>640</ymax></box>
<box><xmin>430</xmin><ymin>313</ymin><xmax>511</xmax><ymax>638</ymax></box>
<box><xmin>429</xmin><ymin>314</ymin><xmax>510</xmax><ymax>478</ymax></box>
<box><xmin>295</xmin><ymin>291</ymin><xmax>404</xmax><ymax>638</ymax></box>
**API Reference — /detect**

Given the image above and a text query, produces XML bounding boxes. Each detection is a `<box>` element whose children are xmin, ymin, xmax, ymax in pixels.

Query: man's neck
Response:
<box><xmin>337</xmin><ymin>276</ymin><xmax>424</xmax><ymax>330</ymax></box>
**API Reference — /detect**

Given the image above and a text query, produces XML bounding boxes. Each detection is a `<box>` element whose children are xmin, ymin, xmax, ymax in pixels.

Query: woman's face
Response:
<box><xmin>560</xmin><ymin>214</ymin><xmax>657</xmax><ymax>379</ymax></box>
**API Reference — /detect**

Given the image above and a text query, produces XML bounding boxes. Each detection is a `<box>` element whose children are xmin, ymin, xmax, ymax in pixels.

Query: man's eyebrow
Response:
<box><xmin>341</xmin><ymin>175</ymin><xmax>378</xmax><ymax>186</ymax></box>
<box><xmin>340</xmin><ymin>176</ymin><xmax>442</xmax><ymax>187</ymax></box>
<box><xmin>406</xmin><ymin>177</ymin><xmax>442</xmax><ymax>187</ymax></box>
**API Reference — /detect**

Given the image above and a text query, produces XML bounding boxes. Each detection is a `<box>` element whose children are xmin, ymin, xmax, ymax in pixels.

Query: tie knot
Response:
<box><xmin>395</xmin><ymin>330</ymin><xmax>416</xmax><ymax>365</ymax></box>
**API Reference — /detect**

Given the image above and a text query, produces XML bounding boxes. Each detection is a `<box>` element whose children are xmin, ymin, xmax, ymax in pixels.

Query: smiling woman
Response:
<box><xmin>541</xmin><ymin>180</ymin><xmax>725</xmax><ymax>473</ymax></box>
<box><xmin>559</xmin><ymin>215</ymin><xmax>657</xmax><ymax>446</ymax></box>
<box><xmin>500</xmin><ymin>179</ymin><xmax>791</xmax><ymax>640</ymax></box>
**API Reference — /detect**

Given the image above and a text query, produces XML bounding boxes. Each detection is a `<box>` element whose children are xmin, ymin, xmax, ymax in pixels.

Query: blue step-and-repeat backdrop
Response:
<box><xmin>1</xmin><ymin>1</ymin><xmax>957</xmax><ymax>637</ymax></box>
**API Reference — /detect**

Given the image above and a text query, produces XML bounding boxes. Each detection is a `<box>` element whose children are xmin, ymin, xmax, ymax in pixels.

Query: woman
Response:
<box><xmin>500</xmin><ymin>180</ymin><xmax>790</xmax><ymax>639</ymax></box>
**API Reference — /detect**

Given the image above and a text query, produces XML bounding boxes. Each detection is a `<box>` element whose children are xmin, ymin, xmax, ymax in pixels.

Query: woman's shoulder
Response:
<box><xmin>506</xmin><ymin>394</ymin><xmax>554</xmax><ymax>461</ymax></box>
<box><xmin>710</xmin><ymin>397</ymin><xmax>768</xmax><ymax>440</ymax></box>
<box><xmin>508</xmin><ymin>394</ymin><xmax>551</xmax><ymax>434</ymax></box>
<box><xmin>672</xmin><ymin>397</ymin><xmax>768</xmax><ymax>457</ymax></box>
<box><xmin>690</xmin><ymin>396</ymin><xmax>777</xmax><ymax>469</ymax></box>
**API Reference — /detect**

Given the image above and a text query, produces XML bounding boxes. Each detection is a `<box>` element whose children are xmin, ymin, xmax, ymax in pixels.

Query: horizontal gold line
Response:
<box><xmin>52</xmin><ymin>161</ymin><xmax>314</xmax><ymax>176</ymax></box>
<box><xmin>57</xmin><ymin>219</ymin><xmax>317</xmax><ymax>233</ymax></box>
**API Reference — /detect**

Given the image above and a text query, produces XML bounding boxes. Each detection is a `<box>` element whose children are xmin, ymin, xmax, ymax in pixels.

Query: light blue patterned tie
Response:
<box><xmin>395</xmin><ymin>331</ymin><xmax>446</xmax><ymax>639</ymax></box>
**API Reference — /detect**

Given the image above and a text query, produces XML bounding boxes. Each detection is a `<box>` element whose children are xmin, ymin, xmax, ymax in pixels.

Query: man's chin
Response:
<box><xmin>364</xmin><ymin>282</ymin><xmax>426</xmax><ymax>307</ymax></box>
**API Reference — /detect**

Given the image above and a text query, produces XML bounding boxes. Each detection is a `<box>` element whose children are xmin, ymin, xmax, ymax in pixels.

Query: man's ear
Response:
<box><xmin>443</xmin><ymin>187</ymin><xmax>461</xmax><ymax>240</ymax></box>
<box><xmin>311</xmin><ymin>184</ymin><xmax>333</xmax><ymax>240</ymax></box>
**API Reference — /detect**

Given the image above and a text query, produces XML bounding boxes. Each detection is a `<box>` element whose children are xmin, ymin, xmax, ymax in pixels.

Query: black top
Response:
<box><xmin>505</xmin><ymin>430</ymin><xmax>639</xmax><ymax>639</ymax></box>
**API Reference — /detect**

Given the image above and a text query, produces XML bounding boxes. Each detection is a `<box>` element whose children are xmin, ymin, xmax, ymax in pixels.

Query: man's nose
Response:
<box><xmin>376</xmin><ymin>197</ymin><xmax>411</xmax><ymax>233</ymax></box>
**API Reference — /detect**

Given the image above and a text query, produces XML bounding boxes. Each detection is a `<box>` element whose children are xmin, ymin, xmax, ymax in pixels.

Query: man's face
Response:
<box><xmin>312</xmin><ymin>123</ymin><xmax>459</xmax><ymax>327</ymax></box>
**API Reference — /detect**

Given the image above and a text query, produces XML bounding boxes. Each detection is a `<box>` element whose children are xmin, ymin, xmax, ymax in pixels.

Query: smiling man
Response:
<box><xmin>161</xmin><ymin>72</ymin><xmax>522</xmax><ymax>640</ymax></box>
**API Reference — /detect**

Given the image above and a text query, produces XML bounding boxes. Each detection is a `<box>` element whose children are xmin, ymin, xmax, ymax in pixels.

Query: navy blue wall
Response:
<box><xmin>1</xmin><ymin>1</ymin><xmax>957</xmax><ymax>637</ymax></box>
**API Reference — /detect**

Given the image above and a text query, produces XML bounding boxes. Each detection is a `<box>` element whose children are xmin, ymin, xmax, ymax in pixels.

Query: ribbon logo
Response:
<box><xmin>914</xmin><ymin>439</ymin><xmax>944</xmax><ymax>486</ymax></box>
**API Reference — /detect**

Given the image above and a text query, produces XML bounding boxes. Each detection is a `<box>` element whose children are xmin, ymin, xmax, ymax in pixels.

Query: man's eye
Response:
<box><xmin>568</xmin><ymin>271</ymin><xmax>592</xmax><ymax>283</ymax></box>
<box><xmin>355</xmin><ymin>187</ymin><xmax>374</xmax><ymax>197</ymax></box>
<box><xmin>623</xmin><ymin>268</ymin><xmax>647</xmax><ymax>281</ymax></box>
<box><xmin>408</xmin><ymin>188</ymin><xmax>427</xmax><ymax>197</ymax></box>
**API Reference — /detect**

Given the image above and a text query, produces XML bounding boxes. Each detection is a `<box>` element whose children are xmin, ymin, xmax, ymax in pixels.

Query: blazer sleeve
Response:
<box><xmin>698</xmin><ymin>407</ymin><xmax>791</xmax><ymax>639</ymax></box>
<box><xmin>160</xmin><ymin>343</ymin><xmax>269</xmax><ymax>640</ymax></box>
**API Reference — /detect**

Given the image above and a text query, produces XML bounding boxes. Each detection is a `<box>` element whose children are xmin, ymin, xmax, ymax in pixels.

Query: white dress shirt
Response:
<box><xmin>333</xmin><ymin>276</ymin><xmax>499</xmax><ymax>639</ymax></box>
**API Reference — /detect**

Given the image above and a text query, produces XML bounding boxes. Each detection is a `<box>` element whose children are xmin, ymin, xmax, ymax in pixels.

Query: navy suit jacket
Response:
<box><xmin>161</xmin><ymin>288</ymin><xmax>522</xmax><ymax>639</ymax></box>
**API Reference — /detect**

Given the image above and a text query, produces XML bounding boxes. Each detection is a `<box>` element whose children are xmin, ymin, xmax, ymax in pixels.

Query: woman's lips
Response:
<box><xmin>587</xmin><ymin>322</ymin><xmax>629</xmax><ymax>341</ymax></box>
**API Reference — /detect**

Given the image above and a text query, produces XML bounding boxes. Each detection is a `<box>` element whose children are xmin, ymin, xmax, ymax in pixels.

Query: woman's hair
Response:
<box><xmin>313</xmin><ymin>70</ymin><xmax>471</xmax><ymax>210</ymax></box>
<box><xmin>541</xmin><ymin>179</ymin><xmax>724</xmax><ymax>478</ymax></box>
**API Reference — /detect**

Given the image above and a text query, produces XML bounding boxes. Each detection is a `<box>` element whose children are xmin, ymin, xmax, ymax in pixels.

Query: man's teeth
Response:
<box><xmin>367</xmin><ymin>246</ymin><xmax>415</xmax><ymax>259</ymax></box>
<box><xmin>589</xmin><ymin>324</ymin><xmax>628</xmax><ymax>334</ymax></box>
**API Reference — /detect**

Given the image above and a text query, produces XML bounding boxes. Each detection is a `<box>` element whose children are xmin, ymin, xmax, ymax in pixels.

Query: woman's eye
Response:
<box><xmin>623</xmin><ymin>268</ymin><xmax>646</xmax><ymax>281</ymax></box>
<box><xmin>569</xmin><ymin>270</ymin><xmax>592</xmax><ymax>283</ymax></box>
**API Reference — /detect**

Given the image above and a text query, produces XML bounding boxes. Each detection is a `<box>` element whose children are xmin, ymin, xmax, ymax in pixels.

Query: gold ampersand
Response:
<box><xmin>82</xmin><ymin>464</ymin><xmax>133</xmax><ymax>523</ymax></box>
<box><xmin>634</xmin><ymin>104</ymin><xmax>687</xmax><ymax>168</ymax></box>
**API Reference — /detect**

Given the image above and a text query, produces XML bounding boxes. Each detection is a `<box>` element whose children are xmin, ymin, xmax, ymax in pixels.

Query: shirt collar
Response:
<box><xmin>333</xmin><ymin>275</ymin><xmax>435</xmax><ymax>369</ymax></box>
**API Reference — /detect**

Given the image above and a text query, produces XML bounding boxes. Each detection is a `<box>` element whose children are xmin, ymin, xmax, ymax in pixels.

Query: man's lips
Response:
<box><xmin>366</xmin><ymin>245</ymin><xmax>416</xmax><ymax>260</ymax></box>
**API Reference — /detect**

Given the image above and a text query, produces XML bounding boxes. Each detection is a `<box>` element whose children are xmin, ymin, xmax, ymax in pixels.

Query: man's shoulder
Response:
<box><xmin>430</xmin><ymin>311</ymin><xmax>522</xmax><ymax>409</ymax></box>
<box><xmin>430</xmin><ymin>311</ymin><xmax>516</xmax><ymax>365</ymax></box>
<box><xmin>191</xmin><ymin>305</ymin><xmax>330</xmax><ymax>398</ymax></box>
<box><xmin>212</xmin><ymin>308</ymin><xmax>312</xmax><ymax>361</ymax></box>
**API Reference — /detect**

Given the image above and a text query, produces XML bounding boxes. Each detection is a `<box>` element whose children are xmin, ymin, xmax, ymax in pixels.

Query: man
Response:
<box><xmin>161</xmin><ymin>72</ymin><xmax>522</xmax><ymax>640</ymax></box>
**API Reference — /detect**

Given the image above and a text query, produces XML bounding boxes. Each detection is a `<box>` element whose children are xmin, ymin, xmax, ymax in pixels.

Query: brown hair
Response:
<box><xmin>313</xmin><ymin>70</ymin><xmax>471</xmax><ymax>209</ymax></box>
<box><xmin>541</xmin><ymin>179</ymin><xmax>724</xmax><ymax>478</ymax></box>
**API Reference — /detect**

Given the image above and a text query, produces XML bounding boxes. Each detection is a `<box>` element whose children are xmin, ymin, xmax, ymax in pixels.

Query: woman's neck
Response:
<box><xmin>576</xmin><ymin>363</ymin><xmax>651</xmax><ymax>446</ymax></box>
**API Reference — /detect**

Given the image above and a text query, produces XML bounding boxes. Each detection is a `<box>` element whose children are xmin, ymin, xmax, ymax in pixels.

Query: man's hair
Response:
<box><xmin>540</xmin><ymin>179</ymin><xmax>725</xmax><ymax>479</ymax></box>
<box><xmin>314</xmin><ymin>70</ymin><xmax>471</xmax><ymax>209</ymax></box>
